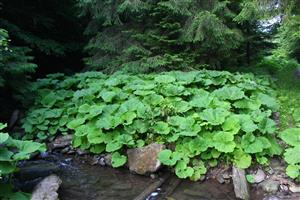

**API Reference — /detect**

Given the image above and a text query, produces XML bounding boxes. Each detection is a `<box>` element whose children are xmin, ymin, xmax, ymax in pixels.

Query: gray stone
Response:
<box><xmin>150</xmin><ymin>174</ymin><xmax>157</xmax><ymax>179</ymax></box>
<box><xmin>260</xmin><ymin>179</ymin><xmax>279</xmax><ymax>194</ymax></box>
<box><xmin>104</xmin><ymin>154</ymin><xmax>112</xmax><ymax>166</ymax></box>
<box><xmin>50</xmin><ymin>135</ymin><xmax>73</xmax><ymax>150</ymax></box>
<box><xmin>216</xmin><ymin>175</ymin><xmax>225</xmax><ymax>184</ymax></box>
<box><xmin>127</xmin><ymin>143</ymin><xmax>164</xmax><ymax>175</ymax></box>
<box><xmin>253</xmin><ymin>169</ymin><xmax>266</xmax><ymax>183</ymax></box>
<box><xmin>99</xmin><ymin>157</ymin><xmax>106</xmax><ymax>166</ymax></box>
<box><xmin>289</xmin><ymin>184</ymin><xmax>300</xmax><ymax>193</ymax></box>
<box><xmin>31</xmin><ymin>174</ymin><xmax>62</xmax><ymax>200</ymax></box>
<box><xmin>232</xmin><ymin>166</ymin><xmax>250</xmax><ymax>200</ymax></box>
<box><xmin>216</xmin><ymin>171</ymin><xmax>231</xmax><ymax>184</ymax></box>
<box><xmin>16</xmin><ymin>161</ymin><xmax>60</xmax><ymax>181</ymax></box>
<box><xmin>280</xmin><ymin>184</ymin><xmax>289</xmax><ymax>193</ymax></box>
<box><xmin>76</xmin><ymin>149</ymin><xmax>88</xmax><ymax>156</ymax></box>
<box><xmin>263</xmin><ymin>195</ymin><xmax>281</xmax><ymax>200</ymax></box>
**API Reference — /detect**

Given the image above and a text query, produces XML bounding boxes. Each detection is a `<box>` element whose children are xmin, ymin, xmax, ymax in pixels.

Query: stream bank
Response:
<box><xmin>12</xmin><ymin>152</ymin><xmax>300</xmax><ymax>200</ymax></box>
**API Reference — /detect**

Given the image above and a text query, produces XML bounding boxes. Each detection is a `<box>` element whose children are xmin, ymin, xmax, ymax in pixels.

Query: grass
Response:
<box><xmin>276</xmin><ymin>68</ymin><xmax>300</xmax><ymax>130</ymax></box>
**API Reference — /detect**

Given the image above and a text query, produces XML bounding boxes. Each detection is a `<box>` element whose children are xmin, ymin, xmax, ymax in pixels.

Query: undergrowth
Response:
<box><xmin>276</xmin><ymin>68</ymin><xmax>300</xmax><ymax>181</ymax></box>
<box><xmin>20</xmin><ymin>70</ymin><xmax>286</xmax><ymax>180</ymax></box>
<box><xmin>0</xmin><ymin>122</ymin><xmax>45</xmax><ymax>199</ymax></box>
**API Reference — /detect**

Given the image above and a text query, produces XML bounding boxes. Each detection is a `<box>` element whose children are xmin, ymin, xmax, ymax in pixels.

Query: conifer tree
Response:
<box><xmin>275</xmin><ymin>0</ymin><xmax>300</xmax><ymax>61</ymax></box>
<box><xmin>78</xmin><ymin>0</ymin><xmax>272</xmax><ymax>72</ymax></box>
<box><xmin>0</xmin><ymin>29</ymin><xmax>36</xmax><ymax>89</ymax></box>
<box><xmin>0</xmin><ymin>0</ymin><xmax>84</xmax><ymax>74</ymax></box>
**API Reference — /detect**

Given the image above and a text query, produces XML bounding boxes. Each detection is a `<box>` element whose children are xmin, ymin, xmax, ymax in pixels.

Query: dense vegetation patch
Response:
<box><xmin>21</xmin><ymin>70</ymin><xmax>283</xmax><ymax>180</ymax></box>
<box><xmin>276</xmin><ymin>68</ymin><xmax>300</xmax><ymax>181</ymax></box>
<box><xmin>0</xmin><ymin>122</ymin><xmax>45</xmax><ymax>199</ymax></box>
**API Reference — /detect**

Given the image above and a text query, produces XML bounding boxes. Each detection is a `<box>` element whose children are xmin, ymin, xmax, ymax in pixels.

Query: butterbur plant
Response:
<box><xmin>279</xmin><ymin>128</ymin><xmax>300</xmax><ymax>181</ymax></box>
<box><xmin>0</xmin><ymin>122</ymin><xmax>46</xmax><ymax>199</ymax></box>
<box><xmin>22</xmin><ymin>70</ymin><xmax>282</xmax><ymax>180</ymax></box>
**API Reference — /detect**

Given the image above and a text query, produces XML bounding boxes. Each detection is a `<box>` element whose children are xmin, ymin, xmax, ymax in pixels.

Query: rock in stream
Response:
<box><xmin>232</xmin><ymin>166</ymin><xmax>250</xmax><ymax>200</ymax></box>
<box><xmin>31</xmin><ymin>174</ymin><xmax>62</xmax><ymax>200</ymax></box>
<box><xmin>127</xmin><ymin>143</ymin><xmax>164</xmax><ymax>175</ymax></box>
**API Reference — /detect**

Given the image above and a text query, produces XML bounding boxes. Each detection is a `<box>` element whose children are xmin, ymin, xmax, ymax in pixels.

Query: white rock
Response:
<box><xmin>31</xmin><ymin>174</ymin><xmax>62</xmax><ymax>200</ymax></box>
<box><xmin>127</xmin><ymin>143</ymin><xmax>165</xmax><ymax>175</ymax></box>
<box><xmin>289</xmin><ymin>184</ymin><xmax>300</xmax><ymax>193</ymax></box>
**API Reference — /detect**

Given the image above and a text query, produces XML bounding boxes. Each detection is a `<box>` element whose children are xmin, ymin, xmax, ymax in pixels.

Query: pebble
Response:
<box><xmin>222</xmin><ymin>171</ymin><xmax>231</xmax><ymax>179</ymax></box>
<box><xmin>279</xmin><ymin>184</ymin><xmax>289</xmax><ymax>193</ymax></box>
<box><xmin>150</xmin><ymin>174</ymin><xmax>157</xmax><ymax>179</ymax></box>
<box><xmin>99</xmin><ymin>157</ymin><xmax>106</xmax><ymax>166</ymax></box>
<box><xmin>216</xmin><ymin>171</ymin><xmax>231</xmax><ymax>184</ymax></box>
<box><xmin>150</xmin><ymin>192</ymin><xmax>158</xmax><ymax>196</ymax></box>
<box><xmin>76</xmin><ymin>149</ymin><xmax>87</xmax><ymax>156</ymax></box>
<box><xmin>104</xmin><ymin>154</ymin><xmax>112</xmax><ymax>166</ymax></box>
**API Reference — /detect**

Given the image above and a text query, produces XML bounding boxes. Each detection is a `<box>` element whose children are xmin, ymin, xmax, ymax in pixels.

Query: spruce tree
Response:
<box><xmin>78</xmin><ymin>0</ymin><xmax>249</xmax><ymax>72</ymax></box>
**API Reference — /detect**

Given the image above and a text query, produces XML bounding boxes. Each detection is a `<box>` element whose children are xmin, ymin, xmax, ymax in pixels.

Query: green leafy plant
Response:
<box><xmin>292</xmin><ymin>108</ymin><xmax>300</xmax><ymax>122</ymax></box>
<box><xmin>279</xmin><ymin>128</ymin><xmax>300</xmax><ymax>180</ymax></box>
<box><xmin>22</xmin><ymin>70</ymin><xmax>282</xmax><ymax>180</ymax></box>
<box><xmin>246</xmin><ymin>174</ymin><xmax>255</xmax><ymax>183</ymax></box>
<box><xmin>0</xmin><ymin>122</ymin><xmax>46</xmax><ymax>199</ymax></box>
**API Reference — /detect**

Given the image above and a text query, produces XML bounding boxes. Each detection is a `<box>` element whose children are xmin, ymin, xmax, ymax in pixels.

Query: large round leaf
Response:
<box><xmin>280</xmin><ymin>128</ymin><xmax>300</xmax><ymax>146</ymax></box>
<box><xmin>200</xmin><ymin>108</ymin><xmax>230</xmax><ymax>125</ymax></box>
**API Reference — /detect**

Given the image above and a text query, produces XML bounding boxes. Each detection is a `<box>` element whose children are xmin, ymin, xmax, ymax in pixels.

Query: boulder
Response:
<box><xmin>232</xmin><ymin>166</ymin><xmax>250</xmax><ymax>200</ymax></box>
<box><xmin>127</xmin><ymin>143</ymin><xmax>164</xmax><ymax>175</ymax></box>
<box><xmin>31</xmin><ymin>174</ymin><xmax>62</xmax><ymax>200</ymax></box>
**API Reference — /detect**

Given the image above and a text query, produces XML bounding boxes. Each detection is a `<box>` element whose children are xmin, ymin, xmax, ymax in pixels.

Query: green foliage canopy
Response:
<box><xmin>22</xmin><ymin>70</ymin><xmax>281</xmax><ymax>180</ymax></box>
<box><xmin>78</xmin><ymin>0</ymin><xmax>272</xmax><ymax>72</ymax></box>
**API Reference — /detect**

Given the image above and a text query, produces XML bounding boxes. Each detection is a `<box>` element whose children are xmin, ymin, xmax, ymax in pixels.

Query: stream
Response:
<box><xmin>13</xmin><ymin>153</ymin><xmax>264</xmax><ymax>200</ymax></box>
